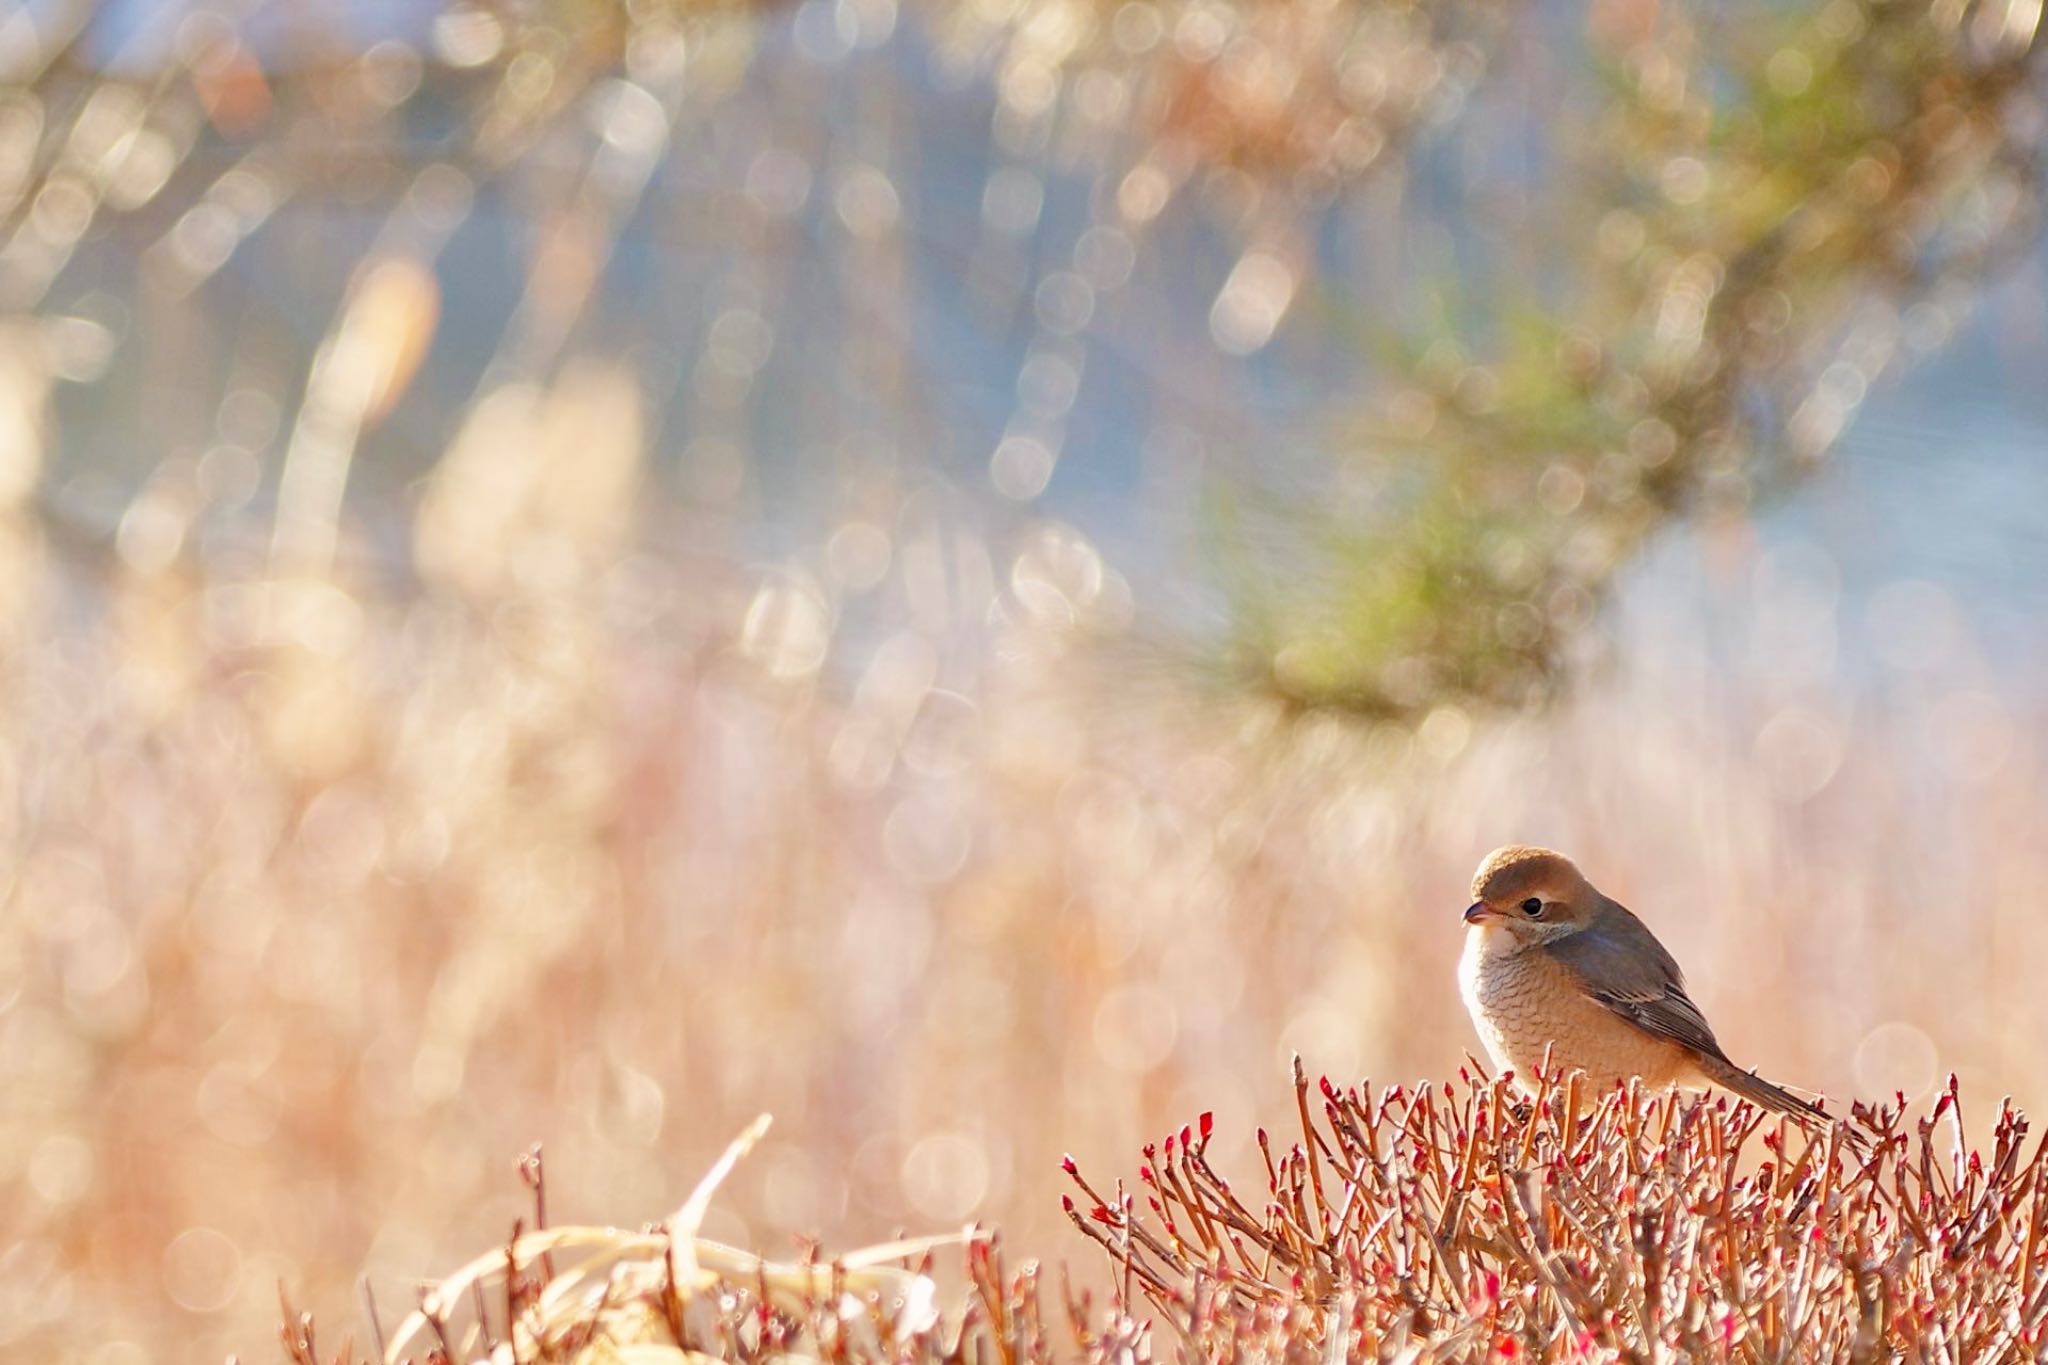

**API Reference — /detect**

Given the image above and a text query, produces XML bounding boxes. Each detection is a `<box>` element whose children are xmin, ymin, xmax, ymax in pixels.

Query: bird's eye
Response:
<box><xmin>1520</xmin><ymin>897</ymin><xmax>1543</xmax><ymax>917</ymax></box>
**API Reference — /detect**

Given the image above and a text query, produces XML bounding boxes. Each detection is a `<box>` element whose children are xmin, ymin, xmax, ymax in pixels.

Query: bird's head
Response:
<box><xmin>1464</xmin><ymin>845</ymin><xmax>1598</xmax><ymax>943</ymax></box>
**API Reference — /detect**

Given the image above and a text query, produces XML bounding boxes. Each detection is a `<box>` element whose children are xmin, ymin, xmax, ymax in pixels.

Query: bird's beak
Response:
<box><xmin>1463</xmin><ymin>901</ymin><xmax>1491</xmax><ymax>924</ymax></box>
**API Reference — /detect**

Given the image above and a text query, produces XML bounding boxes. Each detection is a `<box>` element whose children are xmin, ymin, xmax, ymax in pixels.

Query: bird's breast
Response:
<box><xmin>1458</xmin><ymin>929</ymin><xmax>1695</xmax><ymax>1093</ymax></box>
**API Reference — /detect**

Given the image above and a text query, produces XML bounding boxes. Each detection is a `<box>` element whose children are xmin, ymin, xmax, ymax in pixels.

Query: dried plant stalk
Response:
<box><xmin>1066</xmin><ymin>1066</ymin><xmax>2048</xmax><ymax>1360</ymax></box>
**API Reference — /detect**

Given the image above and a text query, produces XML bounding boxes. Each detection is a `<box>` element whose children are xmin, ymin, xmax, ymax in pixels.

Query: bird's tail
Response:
<box><xmin>1697</xmin><ymin>1056</ymin><xmax>1865</xmax><ymax>1149</ymax></box>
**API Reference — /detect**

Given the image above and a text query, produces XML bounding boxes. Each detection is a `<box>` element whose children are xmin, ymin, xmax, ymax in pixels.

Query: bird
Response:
<box><xmin>1458</xmin><ymin>844</ymin><xmax>1847</xmax><ymax>1133</ymax></box>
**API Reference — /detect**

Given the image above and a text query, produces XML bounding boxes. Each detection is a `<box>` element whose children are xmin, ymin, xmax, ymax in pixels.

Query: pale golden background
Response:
<box><xmin>2</xmin><ymin>1</ymin><xmax>2045</xmax><ymax>1361</ymax></box>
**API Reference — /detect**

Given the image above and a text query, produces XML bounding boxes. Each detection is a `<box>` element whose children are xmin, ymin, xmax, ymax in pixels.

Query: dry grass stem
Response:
<box><xmin>1065</xmin><ymin>1067</ymin><xmax>2048</xmax><ymax>1360</ymax></box>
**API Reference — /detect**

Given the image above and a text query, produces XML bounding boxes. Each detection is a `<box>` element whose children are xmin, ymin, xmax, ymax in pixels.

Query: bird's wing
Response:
<box><xmin>1542</xmin><ymin>906</ymin><xmax>1732</xmax><ymax>1064</ymax></box>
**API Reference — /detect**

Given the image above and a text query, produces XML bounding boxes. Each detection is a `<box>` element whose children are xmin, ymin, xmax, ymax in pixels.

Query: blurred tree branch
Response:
<box><xmin>1213</xmin><ymin>0</ymin><xmax>2045</xmax><ymax>720</ymax></box>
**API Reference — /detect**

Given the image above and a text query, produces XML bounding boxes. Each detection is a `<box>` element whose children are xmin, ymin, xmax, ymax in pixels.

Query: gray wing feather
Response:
<box><xmin>1542</xmin><ymin>902</ymin><xmax>1732</xmax><ymax>1064</ymax></box>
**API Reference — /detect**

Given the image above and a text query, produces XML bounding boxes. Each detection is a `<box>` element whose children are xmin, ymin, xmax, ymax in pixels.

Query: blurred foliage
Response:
<box><xmin>1232</xmin><ymin>0</ymin><xmax>2047</xmax><ymax>717</ymax></box>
